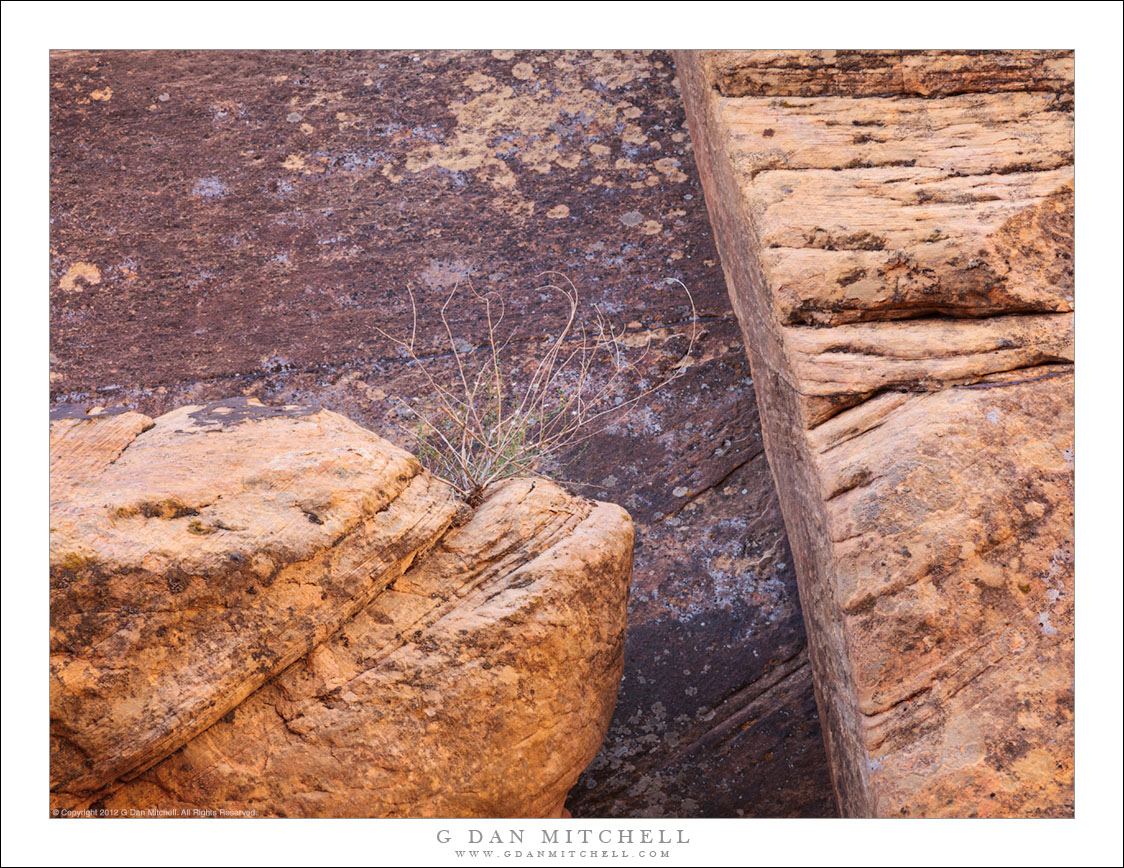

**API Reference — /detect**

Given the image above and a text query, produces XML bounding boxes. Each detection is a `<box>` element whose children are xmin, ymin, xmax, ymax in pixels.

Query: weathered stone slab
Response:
<box><xmin>101</xmin><ymin>478</ymin><xmax>634</xmax><ymax>817</ymax></box>
<box><xmin>50</xmin><ymin>50</ymin><xmax>835</xmax><ymax>817</ymax></box>
<box><xmin>50</xmin><ymin>398</ymin><xmax>458</xmax><ymax>809</ymax></box>
<box><xmin>677</xmin><ymin>49</ymin><xmax>1074</xmax><ymax>817</ymax></box>
<box><xmin>702</xmin><ymin>50</ymin><xmax>1073</xmax><ymax>99</ymax></box>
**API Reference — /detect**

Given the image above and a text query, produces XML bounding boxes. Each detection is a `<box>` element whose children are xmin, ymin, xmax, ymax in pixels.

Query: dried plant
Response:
<box><xmin>378</xmin><ymin>273</ymin><xmax>697</xmax><ymax>506</ymax></box>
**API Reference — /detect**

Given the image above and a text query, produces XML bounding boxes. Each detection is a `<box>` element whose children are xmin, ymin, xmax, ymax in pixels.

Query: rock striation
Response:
<box><xmin>676</xmin><ymin>49</ymin><xmax>1074</xmax><ymax>817</ymax></box>
<box><xmin>50</xmin><ymin>49</ymin><xmax>835</xmax><ymax>817</ymax></box>
<box><xmin>50</xmin><ymin>398</ymin><xmax>633</xmax><ymax>817</ymax></box>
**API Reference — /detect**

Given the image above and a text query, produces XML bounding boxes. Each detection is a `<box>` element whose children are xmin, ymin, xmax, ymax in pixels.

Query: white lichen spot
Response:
<box><xmin>192</xmin><ymin>176</ymin><xmax>228</xmax><ymax>199</ymax></box>
<box><xmin>1036</xmin><ymin>611</ymin><xmax>1059</xmax><ymax>636</ymax></box>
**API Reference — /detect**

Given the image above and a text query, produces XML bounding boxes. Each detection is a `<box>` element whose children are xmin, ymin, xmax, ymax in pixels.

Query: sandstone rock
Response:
<box><xmin>50</xmin><ymin>398</ymin><xmax>458</xmax><ymax>810</ymax></box>
<box><xmin>677</xmin><ymin>50</ymin><xmax>1074</xmax><ymax>817</ymax></box>
<box><xmin>50</xmin><ymin>50</ymin><xmax>835</xmax><ymax>817</ymax></box>
<box><xmin>701</xmin><ymin>50</ymin><xmax>1073</xmax><ymax>99</ymax></box>
<box><xmin>103</xmin><ymin>478</ymin><xmax>633</xmax><ymax>818</ymax></box>
<box><xmin>50</xmin><ymin>399</ymin><xmax>633</xmax><ymax>817</ymax></box>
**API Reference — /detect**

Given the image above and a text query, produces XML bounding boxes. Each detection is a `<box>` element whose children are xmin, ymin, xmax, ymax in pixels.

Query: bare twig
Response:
<box><xmin>380</xmin><ymin>274</ymin><xmax>698</xmax><ymax>505</ymax></box>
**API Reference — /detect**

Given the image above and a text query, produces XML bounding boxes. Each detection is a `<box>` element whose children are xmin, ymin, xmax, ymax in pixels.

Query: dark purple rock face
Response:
<box><xmin>50</xmin><ymin>49</ymin><xmax>834</xmax><ymax>817</ymax></box>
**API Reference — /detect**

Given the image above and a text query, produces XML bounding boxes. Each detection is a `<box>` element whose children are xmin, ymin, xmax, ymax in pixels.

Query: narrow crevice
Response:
<box><xmin>805</xmin><ymin>357</ymin><xmax>1074</xmax><ymax>431</ymax></box>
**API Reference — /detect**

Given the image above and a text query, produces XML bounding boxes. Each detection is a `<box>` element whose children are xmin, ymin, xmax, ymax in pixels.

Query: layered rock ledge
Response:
<box><xmin>50</xmin><ymin>398</ymin><xmax>633</xmax><ymax>817</ymax></box>
<box><xmin>50</xmin><ymin>49</ymin><xmax>835</xmax><ymax>816</ymax></box>
<box><xmin>676</xmin><ymin>50</ymin><xmax>1074</xmax><ymax>817</ymax></box>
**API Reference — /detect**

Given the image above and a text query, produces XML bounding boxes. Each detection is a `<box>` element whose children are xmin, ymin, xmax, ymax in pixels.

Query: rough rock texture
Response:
<box><xmin>50</xmin><ymin>50</ymin><xmax>835</xmax><ymax>816</ymax></box>
<box><xmin>50</xmin><ymin>400</ymin><xmax>633</xmax><ymax>817</ymax></box>
<box><xmin>702</xmin><ymin>50</ymin><xmax>1074</xmax><ymax>99</ymax></box>
<box><xmin>103</xmin><ymin>478</ymin><xmax>633</xmax><ymax>818</ymax></box>
<box><xmin>50</xmin><ymin>398</ymin><xmax>458</xmax><ymax>810</ymax></box>
<box><xmin>677</xmin><ymin>50</ymin><xmax>1074</xmax><ymax>817</ymax></box>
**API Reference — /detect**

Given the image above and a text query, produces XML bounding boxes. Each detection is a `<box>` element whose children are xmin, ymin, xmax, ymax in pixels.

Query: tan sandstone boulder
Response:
<box><xmin>50</xmin><ymin>399</ymin><xmax>633</xmax><ymax>816</ymax></box>
<box><xmin>677</xmin><ymin>50</ymin><xmax>1074</xmax><ymax>817</ymax></box>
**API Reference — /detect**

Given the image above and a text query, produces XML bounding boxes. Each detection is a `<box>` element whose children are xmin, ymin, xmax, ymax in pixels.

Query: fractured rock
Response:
<box><xmin>50</xmin><ymin>398</ymin><xmax>457</xmax><ymax>810</ymax></box>
<box><xmin>104</xmin><ymin>478</ymin><xmax>633</xmax><ymax>817</ymax></box>
<box><xmin>677</xmin><ymin>49</ymin><xmax>1074</xmax><ymax>817</ymax></box>
<box><xmin>50</xmin><ymin>49</ymin><xmax>834</xmax><ymax>817</ymax></box>
<box><xmin>49</xmin><ymin>398</ymin><xmax>633</xmax><ymax>817</ymax></box>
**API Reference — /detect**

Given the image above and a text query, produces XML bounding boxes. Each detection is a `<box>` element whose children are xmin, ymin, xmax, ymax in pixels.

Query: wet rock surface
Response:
<box><xmin>50</xmin><ymin>50</ymin><xmax>834</xmax><ymax>817</ymax></box>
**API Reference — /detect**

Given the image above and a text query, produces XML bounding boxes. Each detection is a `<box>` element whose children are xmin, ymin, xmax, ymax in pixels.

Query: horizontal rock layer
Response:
<box><xmin>701</xmin><ymin>50</ymin><xmax>1074</xmax><ymax>99</ymax></box>
<box><xmin>50</xmin><ymin>399</ymin><xmax>633</xmax><ymax>816</ymax></box>
<box><xmin>50</xmin><ymin>49</ymin><xmax>834</xmax><ymax>817</ymax></box>
<box><xmin>677</xmin><ymin>49</ymin><xmax>1074</xmax><ymax>817</ymax></box>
